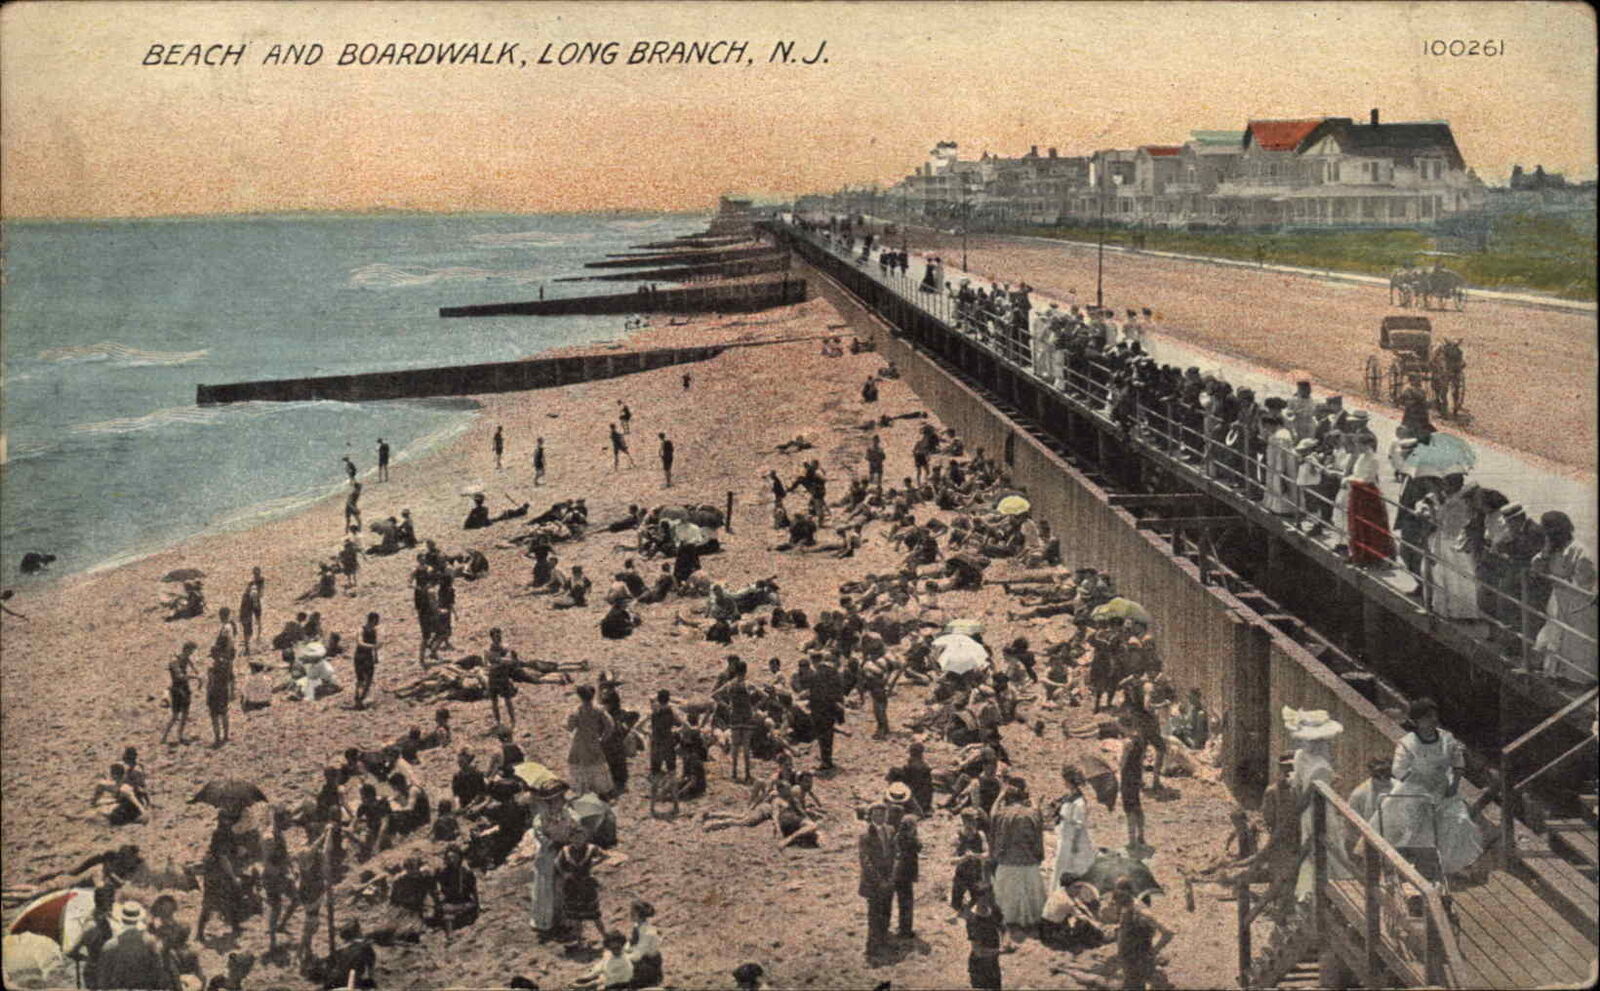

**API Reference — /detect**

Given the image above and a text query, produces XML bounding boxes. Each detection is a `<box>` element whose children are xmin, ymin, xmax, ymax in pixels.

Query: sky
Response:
<box><xmin>2</xmin><ymin>1</ymin><xmax>1595</xmax><ymax>217</ymax></box>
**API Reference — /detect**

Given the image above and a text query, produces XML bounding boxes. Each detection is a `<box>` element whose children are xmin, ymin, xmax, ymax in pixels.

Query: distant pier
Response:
<box><xmin>586</xmin><ymin>244</ymin><xmax>777</xmax><ymax>269</ymax></box>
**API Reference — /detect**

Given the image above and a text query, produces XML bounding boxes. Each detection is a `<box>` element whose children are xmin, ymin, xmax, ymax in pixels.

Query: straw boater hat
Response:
<box><xmin>117</xmin><ymin>901</ymin><xmax>147</xmax><ymax>927</ymax></box>
<box><xmin>885</xmin><ymin>782</ymin><xmax>912</xmax><ymax>805</ymax></box>
<box><xmin>1501</xmin><ymin>503</ymin><xmax>1525</xmax><ymax>521</ymax></box>
<box><xmin>1283</xmin><ymin>707</ymin><xmax>1344</xmax><ymax>741</ymax></box>
<box><xmin>1295</xmin><ymin>439</ymin><xmax>1319</xmax><ymax>454</ymax></box>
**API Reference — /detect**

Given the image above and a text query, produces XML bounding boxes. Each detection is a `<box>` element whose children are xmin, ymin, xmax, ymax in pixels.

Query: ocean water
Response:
<box><xmin>0</xmin><ymin>211</ymin><xmax>707</xmax><ymax>580</ymax></box>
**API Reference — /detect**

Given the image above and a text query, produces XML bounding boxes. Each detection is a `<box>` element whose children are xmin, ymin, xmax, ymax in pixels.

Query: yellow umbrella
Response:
<box><xmin>512</xmin><ymin>761</ymin><xmax>565</xmax><ymax>793</ymax></box>
<box><xmin>996</xmin><ymin>495</ymin><xmax>1031</xmax><ymax>516</ymax></box>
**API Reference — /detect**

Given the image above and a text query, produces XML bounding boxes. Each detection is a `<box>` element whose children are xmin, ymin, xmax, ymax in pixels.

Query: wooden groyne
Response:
<box><xmin>633</xmin><ymin>235</ymin><xmax>746</xmax><ymax>250</ymax></box>
<box><xmin>438</xmin><ymin>277</ymin><xmax>807</xmax><ymax>318</ymax></box>
<box><xmin>557</xmin><ymin>252</ymin><xmax>791</xmax><ymax>284</ymax></box>
<box><xmin>197</xmin><ymin>343</ymin><xmax>728</xmax><ymax>405</ymax></box>
<box><xmin>587</xmin><ymin>244</ymin><xmax>774</xmax><ymax>269</ymax></box>
<box><xmin>196</xmin><ymin>331</ymin><xmax>832</xmax><ymax>406</ymax></box>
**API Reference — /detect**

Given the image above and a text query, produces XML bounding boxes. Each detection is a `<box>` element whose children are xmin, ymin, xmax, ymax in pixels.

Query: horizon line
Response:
<box><xmin>0</xmin><ymin>205</ymin><xmax>738</xmax><ymax>224</ymax></box>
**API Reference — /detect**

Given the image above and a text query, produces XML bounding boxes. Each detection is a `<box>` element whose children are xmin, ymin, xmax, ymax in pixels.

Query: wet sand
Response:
<box><xmin>1</xmin><ymin>291</ymin><xmax>1244</xmax><ymax>989</ymax></box>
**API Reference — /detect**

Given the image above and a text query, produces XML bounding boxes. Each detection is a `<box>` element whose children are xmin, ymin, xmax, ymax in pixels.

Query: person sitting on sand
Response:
<box><xmin>464</xmin><ymin>494</ymin><xmax>492</xmax><ymax>530</ymax></box>
<box><xmin>90</xmin><ymin>764</ymin><xmax>148</xmax><ymax>826</ymax></box>
<box><xmin>551</xmin><ymin>566</ymin><xmax>592</xmax><ymax>610</ymax></box>
<box><xmin>599</xmin><ymin>598</ymin><xmax>641</xmax><ymax>640</ymax></box>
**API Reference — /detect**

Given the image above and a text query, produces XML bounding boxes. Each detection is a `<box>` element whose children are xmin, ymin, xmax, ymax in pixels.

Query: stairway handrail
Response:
<box><xmin>1312</xmin><ymin>781</ymin><xmax>1466</xmax><ymax>988</ymax></box>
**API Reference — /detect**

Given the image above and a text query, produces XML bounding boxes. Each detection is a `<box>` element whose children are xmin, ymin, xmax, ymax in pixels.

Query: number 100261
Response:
<box><xmin>1425</xmin><ymin>39</ymin><xmax>1505</xmax><ymax>56</ymax></box>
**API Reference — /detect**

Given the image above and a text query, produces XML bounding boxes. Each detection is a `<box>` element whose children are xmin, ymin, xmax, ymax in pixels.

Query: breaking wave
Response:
<box><xmin>37</xmin><ymin>341</ymin><xmax>210</xmax><ymax>367</ymax></box>
<box><xmin>66</xmin><ymin>400</ymin><xmax>356</xmax><ymax>437</ymax></box>
<box><xmin>468</xmin><ymin>230</ymin><xmax>596</xmax><ymax>248</ymax></box>
<box><xmin>346</xmin><ymin>262</ymin><xmax>546</xmax><ymax>289</ymax></box>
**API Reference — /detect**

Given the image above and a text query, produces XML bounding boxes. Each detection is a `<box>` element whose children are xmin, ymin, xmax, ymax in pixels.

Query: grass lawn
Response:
<box><xmin>1001</xmin><ymin>214</ymin><xmax>1596</xmax><ymax>300</ymax></box>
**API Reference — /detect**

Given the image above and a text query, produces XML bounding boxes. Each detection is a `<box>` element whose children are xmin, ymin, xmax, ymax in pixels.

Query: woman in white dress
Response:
<box><xmin>1050</xmin><ymin>767</ymin><xmax>1097</xmax><ymax>891</ymax></box>
<box><xmin>1283</xmin><ymin>708</ymin><xmax>1354</xmax><ymax>896</ymax></box>
<box><xmin>1532</xmin><ymin>511</ymin><xmax>1598</xmax><ymax>682</ymax></box>
<box><xmin>1262</xmin><ymin>416</ymin><xmax>1298</xmax><ymax>516</ymax></box>
<box><xmin>1371</xmin><ymin>698</ymin><xmax>1483</xmax><ymax>876</ymax></box>
<box><xmin>1424</xmin><ymin>476</ymin><xmax>1481</xmax><ymax>621</ymax></box>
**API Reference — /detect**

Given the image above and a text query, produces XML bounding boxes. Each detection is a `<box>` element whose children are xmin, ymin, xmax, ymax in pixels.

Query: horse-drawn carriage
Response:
<box><xmin>1389</xmin><ymin>262</ymin><xmax>1467</xmax><ymax>311</ymax></box>
<box><xmin>1363</xmin><ymin>315</ymin><xmax>1466</xmax><ymax>417</ymax></box>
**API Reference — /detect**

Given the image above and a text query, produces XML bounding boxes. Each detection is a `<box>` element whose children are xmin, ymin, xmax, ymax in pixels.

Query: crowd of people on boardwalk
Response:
<box><xmin>795</xmin><ymin>213</ymin><xmax>1596</xmax><ymax>687</ymax></box>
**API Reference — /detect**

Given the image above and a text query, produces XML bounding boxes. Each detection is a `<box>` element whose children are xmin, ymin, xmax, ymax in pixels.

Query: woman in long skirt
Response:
<box><xmin>1425</xmin><ymin>478</ymin><xmax>1480</xmax><ymax>620</ymax></box>
<box><xmin>1343</xmin><ymin>437</ymin><xmax>1394</xmax><ymax>565</ymax></box>
<box><xmin>1371</xmin><ymin>698</ymin><xmax>1483</xmax><ymax>877</ymax></box>
<box><xmin>1050</xmin><ymin>768</ymin><xmax>1097</xmax><ymax>892</ymax></box>
<box><xmin>523</xmin><ymin>819</ymin><xmax>564</xmax><ymax>939</ymax></box>
<box><xmin>989</xmin><ymin>783</ymin><xmax>1047</xmax><ymax>932</ymax></box>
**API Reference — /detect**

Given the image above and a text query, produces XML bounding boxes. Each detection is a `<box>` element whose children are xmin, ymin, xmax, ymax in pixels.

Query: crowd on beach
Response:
<box><xmin>792</xmin><ymin>213</ymin><xmax>1597</xmax><ymax>687</ymax></box>
<box><xmin>0</xmin><ymin>312</ymin><xmax>1515</xmax><ymax>991</ymax></box>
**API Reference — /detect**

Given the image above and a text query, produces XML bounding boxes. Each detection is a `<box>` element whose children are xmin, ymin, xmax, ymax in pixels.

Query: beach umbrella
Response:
<box><xmin>1077</xmin><ymin>755</ymin><xmax>1120</xmax><ymax>810</ymax></box>
<box><xmin>1079</xmin><ymin>850</ymin><xmax>1164</xmax><ymax>901</ymax></box>
<box><xmin>566</xmin><ymin>793</ymin><xmax>618</xmax><ymax>846</ymax></box>
<box><xmin>671</xmin><ymin>521</ymin><xmax>708</xmax><ymax>548</ymax></box>
<box><xmin>1090</xmin><ymin>597</ymin><xmax>1152</xmax><ymax>626</ymax></box>
<box><xmin>932</xmin><ymin>633</ymin><xmax>989</xmax><ymax>675</ymax></box>
<box><xmin>189</xmin><ymin>779</ymin><xmax>268</xmax><ymax>817</ymax></box>
<box><xmin>1402</xmin><ymin>432</ymin><xmax>1476</xmax><ymax>478</ymax></box>
<box><xmin>996</xmin><ymin>495</ymin><xmax>1032</xmax><ymax>516</ymax></box>
<box><xmin>943</xmin><ymin>618</ymin><xmax>985</xmax><ymax>637</ymax></box>
<box><xmin>686</xmin><ymin>507</ymin><xmax>725</xmax><ymax>529</ymax></box>
<box><xmin>6</xmin><ymin>888</ymin><xmax>95</xmax><ymax>945</ymax></box>
<box><xmin>512</xmin><ymin>761</ymin><xmax>565</xmax><ymax>794</ymax></box>
<box><xmin>3</xmin><ymin>932</ymin><xmax>71</xmax><ymax>990</ymax></box>
<box><xmin>160</xmin><ymin>568</ymin><xmax>206</xmax><ymax>583</ymax></box>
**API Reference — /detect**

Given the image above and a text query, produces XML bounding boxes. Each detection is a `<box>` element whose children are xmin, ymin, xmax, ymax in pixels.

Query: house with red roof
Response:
<box><xmin>1212</xmin><ymin>110</ymin><xmax>1483</xmax><ymax>226</ymax></box>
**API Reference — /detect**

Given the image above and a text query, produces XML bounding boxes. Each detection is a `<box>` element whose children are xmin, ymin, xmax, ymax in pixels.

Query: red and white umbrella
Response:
<box><xmin>7</xmin><ymin>887</ymin><xmax>94</xmax><ymax>945</ymax></box>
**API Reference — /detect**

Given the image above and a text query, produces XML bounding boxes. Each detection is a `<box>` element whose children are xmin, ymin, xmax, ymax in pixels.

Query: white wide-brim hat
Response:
<box><xmin>1283</xmin><ymin>706</ymin><xmax>1344</xmax><ymax>741</ymax></box>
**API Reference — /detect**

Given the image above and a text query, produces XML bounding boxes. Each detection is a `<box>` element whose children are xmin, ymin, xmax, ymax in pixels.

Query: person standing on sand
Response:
<box><xmin>239</xmin><ymin>568</ymin><xmax>264</xmax><ymax>655</ymax></box>
<box><xmin>619</xmin><ymin>402</ymin><xmax>632</xmax><ymax>435</ymax></box>
<box><xmin>161</xmin><ymin>642</ymin><xmax>201</xmax><ymax>745</ymax></box>
<box><xmin>658</xmin><ymin>432</ymin><xmax>675</xmax><ymax>488</ymax></box>
<box><xmin>681</xmin><ymin>371</ymin><xmax>692</xmax><ymax>391</ymax></box>
<box><xmin>345</xmin><ymin>481</ymin><xmax>363</xmax><ymax>533</ymax></box>
<box><xmin>567</xmin><ymin>684</ymin><xmax>615</xmax><ymax>798</ymax></box>
<box><xmin>377</xmin><ymin>438</ymin><xmax>390</xmax><ymax>482</ymax></box>
<box><xmin>533</xmin><ymin>438</ymin><xmax>547</xmax><ymax>486</ymax></box>
<box><xmin>1112</xmin><ymin>879</ymin><xmax>1175</xmax><ymax>991</ymax></box>
<box><xmin>343</xmin><ymin>455</ymin><xmax>357</xmax><ymax>483</ymax></box>
<box><xmin>206</xmin><ymin>641</ymin><xmax>235</xmax><ymax>746</ymax></box>
<box><xmin>493</xmin><ymin>425</ymin><xmax>505</xmax><ymax>469</ymax></box>
<box><xmin>858</xmin><ymin>802</ymin><xmax>897</xmax><ymax>961</ymax></box>
<box><xmin>610</xmin><ymin>423</ymin><xmax>635</xmax><ymax>470</ymax></box>
<box><xmin>352</xmin><ymin>612</ymin><xmax>379</xmax><ymax>710</ymax></box>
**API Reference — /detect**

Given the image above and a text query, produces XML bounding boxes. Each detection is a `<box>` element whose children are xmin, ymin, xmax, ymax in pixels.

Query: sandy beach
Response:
<box><xmin>1</xmin><ymin>286</ymin><xmax>1244</xmax><ymax>990</ymax></box>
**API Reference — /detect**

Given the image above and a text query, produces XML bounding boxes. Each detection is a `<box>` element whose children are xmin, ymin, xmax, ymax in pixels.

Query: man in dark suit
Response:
<box><xmin>804</xmin><ymin>655</ymin><xmax>845</xmax><ymax>771</ymax></box>
<box><xmin>886</xmin><ymin>783</ymin><xmax>922</xmax><ymax>939</ymax></box>
<box><xmin>858</xmin><ymin>803</ymin><xmax>897</xmax><ymax>960</ymax></box>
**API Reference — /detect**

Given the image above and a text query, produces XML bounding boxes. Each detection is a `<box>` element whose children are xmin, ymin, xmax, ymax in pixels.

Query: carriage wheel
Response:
<box><xmin>1387</xmin><ymin>359</ymin><xmax>1405</xmax><ymax>405</ymax></box>
<box><xmin>1364</xmin><ymin>354</ymin><xmax>1383</xmax><ymax>400</ymax></box>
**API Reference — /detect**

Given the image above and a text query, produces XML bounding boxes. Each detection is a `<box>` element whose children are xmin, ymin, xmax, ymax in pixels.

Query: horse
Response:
<box><xmin>1389</xmin><ymin>268</ymin><xmax>1418</xmax><ymax>308</ymax></box>
<box><xmin>1430</xmin><ymin>338</ymin><xmax>1466</xmax><ymax>416</ymax></box>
